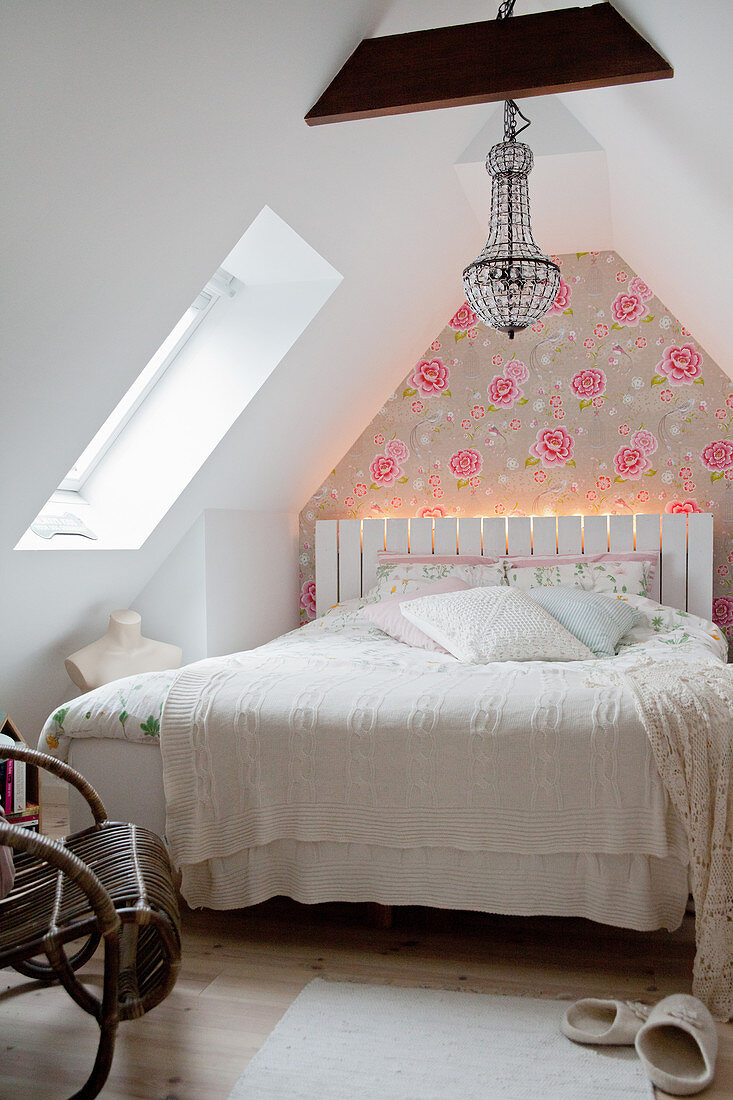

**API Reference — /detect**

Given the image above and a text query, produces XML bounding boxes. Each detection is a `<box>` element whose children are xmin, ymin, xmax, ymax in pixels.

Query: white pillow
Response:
<box><xmin>400</xmin><ymin>586</ymin><xmax>595</xmax><ymax>663</ymax></box>
<box><xmin>367</xmin><ymin>559</ymin><xmax>505</xmax><ymax>603</ymax></box>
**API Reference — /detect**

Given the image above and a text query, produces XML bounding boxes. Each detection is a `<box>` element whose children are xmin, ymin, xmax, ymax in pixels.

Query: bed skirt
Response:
<box><xmin>66</xmin><ymin>741</ymin><xmax>689</xmax><ymax>934</ymax></box>
<box><xmin>181</xmin><ymin>840</ymin><xmax>689</xmax><ymax>932</ymax></box>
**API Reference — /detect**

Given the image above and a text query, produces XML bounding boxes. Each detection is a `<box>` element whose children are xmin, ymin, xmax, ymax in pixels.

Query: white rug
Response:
<box><xmin>229</xmin><ymin>979</ymin><xmax>654</xmax><ymax>1099</ymax></box>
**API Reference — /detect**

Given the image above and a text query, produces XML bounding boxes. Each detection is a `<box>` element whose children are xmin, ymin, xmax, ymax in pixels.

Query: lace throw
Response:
<box><xmin>623</xmin><ymin>660</ymin><xmax>733</xmax><ymax>1020</ymax></box>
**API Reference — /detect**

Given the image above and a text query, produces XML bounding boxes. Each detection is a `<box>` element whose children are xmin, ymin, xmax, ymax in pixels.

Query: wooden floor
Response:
<box><xmin>0</xmin><ymin>795</ymin><xmax>730</xmax><ymax>1098</ymax></box>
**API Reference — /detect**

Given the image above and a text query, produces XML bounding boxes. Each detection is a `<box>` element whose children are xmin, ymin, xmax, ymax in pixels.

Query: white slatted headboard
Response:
<box><xmin>315</xmin><ymin>513</ymin><xmax>714</xmax><ymax>619</ymax></box>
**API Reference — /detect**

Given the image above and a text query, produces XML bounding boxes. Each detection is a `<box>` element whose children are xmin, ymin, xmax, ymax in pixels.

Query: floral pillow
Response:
<box><xmin>504</xmin><ymin>554</ymin><xmax>656</xmax><ymax>598</ymax></box>
<box><xmin>367</xmin><ymin>559</ymin><xmax>505</xmax><ymax>602</ymax></box>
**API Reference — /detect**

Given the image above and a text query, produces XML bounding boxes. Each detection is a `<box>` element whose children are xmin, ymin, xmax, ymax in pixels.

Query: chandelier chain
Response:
<box><xmin>496</xmin><ymin>0</ymin><xmax>517</xmax><ymax>19</ymax></box>
<box><xmin>495</xmin><ymin>2</ymin><xmax>531</xmax><ymax>141</ymax></box>
<box><xmin>504</xmin><ymin>99</ymin><xmax>531</xmax><ymax>141</ymax></box>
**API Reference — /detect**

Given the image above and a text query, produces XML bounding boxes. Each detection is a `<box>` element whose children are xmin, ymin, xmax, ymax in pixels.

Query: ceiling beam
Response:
<box><xmin>305</xmin><ymin>3</ymin><xmax>673</xmax><ymax>126</ymax></box>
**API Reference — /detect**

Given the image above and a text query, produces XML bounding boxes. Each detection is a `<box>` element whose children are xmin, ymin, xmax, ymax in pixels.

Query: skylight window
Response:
<box><xmin>59</xmin><ymin>270</ymin><xmax>238</xmax><ymax>491</ymax></box>
<box><xmin>19</xmin><ymin>206</ymin><xmax>342</xmax><ymax>551</ymax></box>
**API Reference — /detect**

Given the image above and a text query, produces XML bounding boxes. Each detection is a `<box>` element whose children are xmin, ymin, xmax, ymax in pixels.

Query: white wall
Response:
<box><xmin>134</xmin><ymin>509</ymin><xmax>299</xmax><ymax>664</ymax></box>
<box><xmin>2</xmin><ymin>0</ymin><xmax>730</xmax><ymax>741</ymax></box>
<box><xmin>203</xmin><ymin>511</ymin><xmax>300</xmax><ymax>656</ymax></box>
<box><xmin>134</xmin><ymin>514</ymin><xmax>208</xmax><ymax>665</ymax></box>
<box><xmin>0</xmin><ymin>0</ymin><xmax>491</xmax><ymax>740</ymax></box>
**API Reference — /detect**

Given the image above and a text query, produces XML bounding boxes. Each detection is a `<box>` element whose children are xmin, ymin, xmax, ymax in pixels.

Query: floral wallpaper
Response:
<box><xmin>298</xmin><ymin>251</ymin><xmax>733</xmax><ymax>644</ymax></box>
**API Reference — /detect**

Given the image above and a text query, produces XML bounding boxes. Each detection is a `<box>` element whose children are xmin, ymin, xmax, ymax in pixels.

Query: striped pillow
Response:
<box><xmin>527</xmin><ymin>585</ymin><xmax>644</xmax><ymax>658</ymax></box>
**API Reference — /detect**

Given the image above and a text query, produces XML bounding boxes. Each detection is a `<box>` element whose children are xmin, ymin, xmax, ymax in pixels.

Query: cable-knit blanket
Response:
<box><xmin>623</xmin><ymin>661</ymin><xmax>733</xmax><ymax>1021</ymax></box>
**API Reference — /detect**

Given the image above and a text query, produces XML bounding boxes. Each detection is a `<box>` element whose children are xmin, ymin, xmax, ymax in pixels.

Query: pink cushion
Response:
<box><xmin>377</xmin><ymin>552</ymin><xmax>498</xmax><ymax>565</ymax></box>
<box><xmin>361</xmin><ymin>578</ymin><xmax>469</xmax><ymax>651</ymax></box>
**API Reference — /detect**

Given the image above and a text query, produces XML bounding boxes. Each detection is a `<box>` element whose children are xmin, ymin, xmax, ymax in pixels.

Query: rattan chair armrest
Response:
<box><xmin>0</xmin><ymin>820</ymin><xmax>121</xmax><ymax>936</ymax></box>
<box><xmin>0</xmin><ymin>744</ymin><xmax>108</xmax><ymax>825</ymax></box>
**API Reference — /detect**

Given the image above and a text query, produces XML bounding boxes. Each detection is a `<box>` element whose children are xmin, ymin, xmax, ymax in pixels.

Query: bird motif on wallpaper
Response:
<box><xmin>409</xmin><ymin>412</ymin><xmax>443</xmax><ymax>462</ymax></box>
<box><xmin>658</xmin><ymin>397</ymin><xmax>695</xmax><ymax>448</ymax></box>
<box><xmin>530</xmin><ymin>335</ymin><xmax>562</xmax><ymax>374</ymax></box>
<box><xmin>531</xmin><ymin>479</ymin><xmax>568</xmax><ymax>514</ymax></box>
<box><xmin>484</xmin><ymin>425</ymin><xmax>508</xmax><ymax>454</ymax></box>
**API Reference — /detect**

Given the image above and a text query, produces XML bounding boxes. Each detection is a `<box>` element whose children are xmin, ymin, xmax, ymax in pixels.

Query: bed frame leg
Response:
<box><xmin>366</xmin><ymin>903</ymin><xmax>393</xmax><ymax>929</ymax></box>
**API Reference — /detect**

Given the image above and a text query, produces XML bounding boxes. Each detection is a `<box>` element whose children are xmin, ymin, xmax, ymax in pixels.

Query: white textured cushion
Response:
<box><xmin>400</xmin><ymin>586</ymin><xmax>595</xmax><ymax>664</ymax></box>
<box><xmin>367</xmin><ymin>560</ymin><xmax>505</xmax><ymax>603</ymax></box>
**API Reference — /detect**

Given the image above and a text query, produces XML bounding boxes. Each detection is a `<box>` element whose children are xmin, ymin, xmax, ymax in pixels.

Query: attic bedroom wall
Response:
<box><xmin>0</xmin><ymin>0</ymin><xmax>496</xmax><ymax>738</ymax></box>
<box><xmin>2</xmin><ymin>0</ymin><xmax>730</xmax><ymax>738</ymax></box>
<box><xmin>299</xmin><ymin>251</ymin><xmax>733</xmax><ymax>643</ymax></box>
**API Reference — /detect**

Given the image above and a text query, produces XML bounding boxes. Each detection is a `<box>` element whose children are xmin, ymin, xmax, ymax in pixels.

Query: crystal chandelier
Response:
<box><xmin>462</xmin><ymin>1</ymin><xmax>560</xmax><ymax>339</ymax></box>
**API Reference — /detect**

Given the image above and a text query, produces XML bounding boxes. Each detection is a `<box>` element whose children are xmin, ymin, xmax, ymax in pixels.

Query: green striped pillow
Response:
<box><xmin>527</xmin><ymin>585</ymin><xmax>644</xmax><ymax>658</ymax></box>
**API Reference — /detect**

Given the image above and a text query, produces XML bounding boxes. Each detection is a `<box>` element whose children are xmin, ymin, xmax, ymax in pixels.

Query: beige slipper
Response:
<box><xmin>635</xmin><ymin>994</ymin><xmax>717</xmax><ymax>1096</ymax></box>
<box><xmin>561</xmin><ymin>998</ymin><xmax>650</xmax><ymax>1045</ymax></box>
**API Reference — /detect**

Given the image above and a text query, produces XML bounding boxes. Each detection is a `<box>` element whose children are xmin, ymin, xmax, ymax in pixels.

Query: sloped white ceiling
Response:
<box><xmin>1</xmin><ymin>0</ymin><xmax>731</xmax><ymax>734</ymax></box>
<box><xmin>559</xmin><ymin>0</ymin><xmax>733</xmax><ymax>376</ymax></box>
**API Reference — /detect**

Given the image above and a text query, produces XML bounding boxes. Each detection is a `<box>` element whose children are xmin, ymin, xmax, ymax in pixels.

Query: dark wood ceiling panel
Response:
<box><xmin>305</xmin><ymin>3</ymin><xmax>673</xmax><ymax>125</ymax></box>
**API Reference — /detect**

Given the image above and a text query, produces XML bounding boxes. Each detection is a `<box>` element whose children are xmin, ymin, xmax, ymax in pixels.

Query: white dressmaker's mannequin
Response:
<box><xmin>65</xmin><ymin>610</ymin><xmax>182</xmax><ymax>693</ymax></box>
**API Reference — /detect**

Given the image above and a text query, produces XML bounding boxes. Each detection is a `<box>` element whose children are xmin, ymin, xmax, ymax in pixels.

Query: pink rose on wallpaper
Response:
<box><xmin>412</xmin><ymin>358</ymin><xmax>450</xmax><ymax>395</ymax></box>
<box><xmin>299</xmin><ymin>580</ymin><xmax>317</xmax><ymax>618</ymax></box>
<box><xmin>611</xmin><ymin>292</ymin><xmax>645</xmax><ymax>326</ymax></box>
<box><xmin>712</xmin><ymin>596</ymin><xmax>733</xmax><ymax>629</ymax></box>
<box><xmin>449</xmin><ymin>448</ymin><xmax>483</xmax><ymax>479</ymax></box>
<box><xmin>504</xmin><ymin>359</ymin><xmax>529</xmax><ymax>383</ymax></box>
<box><xmin>665</xmin><ymin>499</ymin><xmax>703</xmax><ymax>514</ymax></box>
<box><xmin>385</xmin><ymin>438</ymin><xmax>409</xmax><ymax>463</ymax></box>
<box><xmin>449</xmin><ymin>303</ymin><xmax>478</xmax><ymax>331</ymax></box>
<box><xmin>614</xmin><ymin>446</ymin><xmax>649</xmax><ymax>480</ymax></box>
<box><xmin>701</xmin><ymin>440</ymin><xmax>733</xmax><ymax>471</ymax></box>
<box><xmin>488</xmin><ymin>375</ymin><xmax>522</xmax><ymax>408</ymax></box>
<box><xmin>658</xmin><ymin>344</ymin><xmax>703</xmax><ymax>384</ymax></box>
<box><xmin>629</xmin><ymin>276</ymin><xmax>653</xmax><ymax>302</ymax></box>
<box><xmin>547</xmin><ymin>278</ymin><xmax>571</xmax><ymax>314</ymax></box>
<box><xmin>531</xmin><ymin>427</ymin><xmax>574</xmax><ymax>466</ymax></box>
<box><xmin>417</xmin><ymin>505</ymin><xmax>446</xmax><ymax>518</ymax></box>
<box><xmin>370</xmin><ymin>454</ymin><xmax>401</xmax><ymax>485</ymax></box>
<box><xmin>632</xmin><ymin>429</ymin><xmax>658</xmax><ymax>455</ymax></box>
<box><xmin>571</xmin><ymin>368</ymin><xmax>606</xmax><ymax>399</ymax></box>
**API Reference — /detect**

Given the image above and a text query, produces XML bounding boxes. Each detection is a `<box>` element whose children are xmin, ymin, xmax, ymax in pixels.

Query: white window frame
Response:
<box><xmin>59</xmin><ymin>269</ymin><xmax>239</xmax><ymax>492</ymax></box>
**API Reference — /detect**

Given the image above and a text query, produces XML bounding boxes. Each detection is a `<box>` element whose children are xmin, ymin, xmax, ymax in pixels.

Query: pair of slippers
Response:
<box><xmin>561</xmin><ymin>994</ymin><xmax>717</xmax><ymax>1096</ymax></box>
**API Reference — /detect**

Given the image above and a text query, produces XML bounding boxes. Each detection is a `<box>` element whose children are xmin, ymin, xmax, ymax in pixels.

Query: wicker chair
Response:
<box><xmin>0</xmin><ymin>744</ymin><xmax>181</xmax><ymax>1099</ymax></box>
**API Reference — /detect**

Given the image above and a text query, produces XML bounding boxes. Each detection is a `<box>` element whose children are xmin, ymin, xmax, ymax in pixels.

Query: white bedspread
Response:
<box><xmin>39</xmin><ymin>596</ymin><xmax>726</xmax><ymax>934</ymax></box>
<box><xmin>154</xmin><ymin>596</ymin><xmax>724</xmax><ymax>909</ymax></box>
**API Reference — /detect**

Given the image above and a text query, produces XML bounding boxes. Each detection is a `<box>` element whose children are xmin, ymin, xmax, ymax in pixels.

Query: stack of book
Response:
<box><xmin>0</xmin><ymin>731</ymin><xmax>39</xmax><ymax>831</ymax></box>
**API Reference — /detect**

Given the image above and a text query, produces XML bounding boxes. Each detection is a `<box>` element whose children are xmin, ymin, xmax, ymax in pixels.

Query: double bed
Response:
<box><xmin>40</xmin><ymin>512</ymin><xmax>724</xmax><ymax>930</ymax></box>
